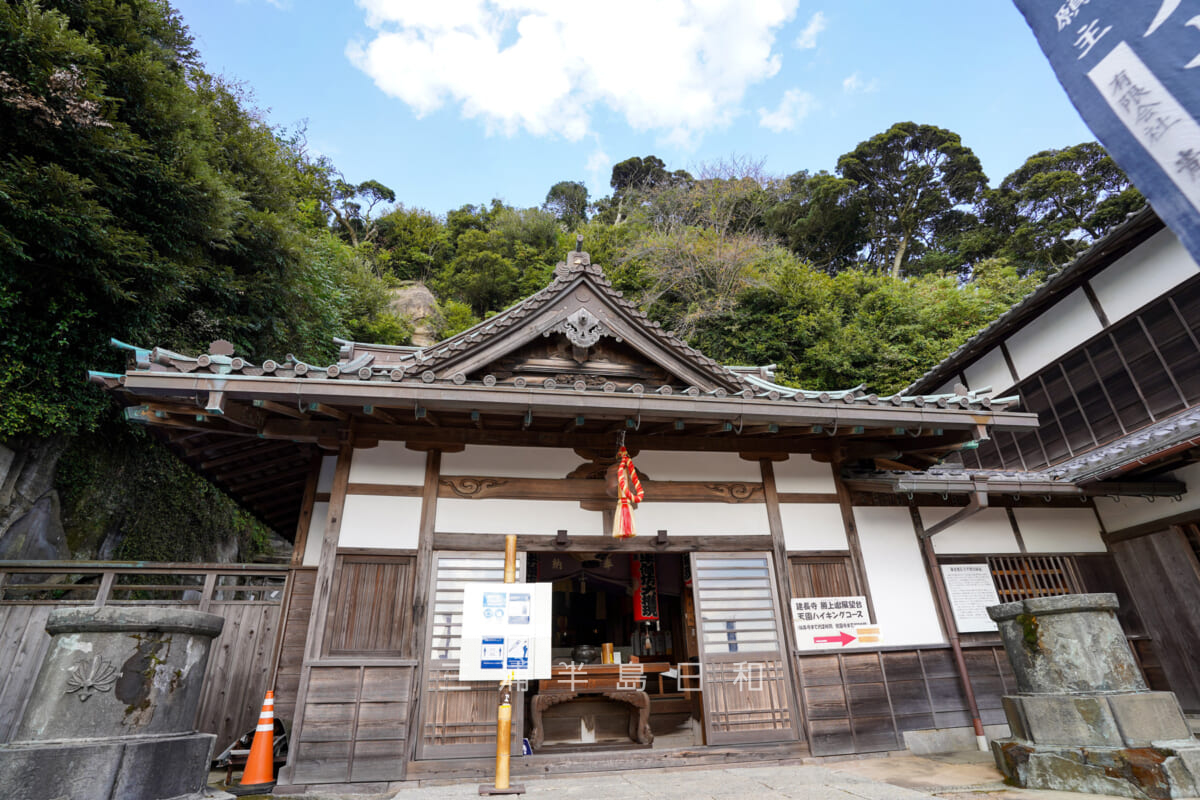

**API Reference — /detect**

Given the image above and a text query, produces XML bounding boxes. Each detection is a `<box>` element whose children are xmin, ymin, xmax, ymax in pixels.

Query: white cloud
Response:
<box><xmin>348</xmin><ymin>0</ymin><xmax>799</xmax><ymax>145</ymax></box>
<box><xmin>842</xmin><ymin>72</ymin><xmax>879</xmax><ymax>93</ymax></box>
<box><xmin>585</xmin><ymin>145</ymin><xmax>611</xmax><ymax>192</ymax></box>
<box><xmin>758</xmin><ymin>88</ymin><xmax>815</xmax><ymax>132</ymax></box>
<box><xmin>794</xmin><ymin>11</ymin><xmax>826</xmax><ymax>49</ymax></box>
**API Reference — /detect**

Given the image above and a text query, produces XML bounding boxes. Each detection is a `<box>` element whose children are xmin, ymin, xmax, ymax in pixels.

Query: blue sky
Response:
<box><xmin>174</xmin><ymin>1</ymin><xmax>1096</xmax><ymax>215</ymax></box>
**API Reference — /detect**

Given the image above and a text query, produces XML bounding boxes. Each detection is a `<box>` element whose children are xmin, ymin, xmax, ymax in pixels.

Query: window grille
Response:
<box><xmin>987</xmin><ymin>555</ymin><xmax>1083</xmax><ymax>603</ymax></box>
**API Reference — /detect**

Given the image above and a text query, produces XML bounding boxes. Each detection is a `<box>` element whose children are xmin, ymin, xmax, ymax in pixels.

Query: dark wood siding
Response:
<box><xmin>797</xmin><ymin>646</ymin><xmax>1015</xmax><ymax>756</ymax></box>
<box><xmin>789</xmin><ymin>554</ymin><xmax>859</xmax><ymax>598</ymax></box>
<box><xmin>323</xmin><ymin>554</ymin><xmax>415</xmax><ymax>657</ymax></box>
<box><xmin>274</xmin><ymin>568</ymin><xmax>316</xmax><ymax>726</ymax></box>
<box><xmin>1112</xmin><ymin>528</ymin><xmax>1200</xmax><ymax>712</ymax></box>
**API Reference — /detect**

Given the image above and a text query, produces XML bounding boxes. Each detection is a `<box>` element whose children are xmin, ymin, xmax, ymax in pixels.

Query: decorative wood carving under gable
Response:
<box><xmin>476</xmin><ymin>335</ymin><xmax>684</xmax><ymax>391</ymax></box>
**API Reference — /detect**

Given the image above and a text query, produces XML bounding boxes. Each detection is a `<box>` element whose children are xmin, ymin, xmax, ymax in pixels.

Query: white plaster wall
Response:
<box><xmin>1004</xmin><ymin>288</ymin><xmax>1103</xmax><ymax>381</ymax></box>
<box><xmin>854</xmin><ymin>507</ymin><xmax>946</xmax><ymax>647</ymax></box>
<box><xmin>780</xmin><ymin>504</ymin><xmax>848</xmax><ymax>550</ymax></box>
<box><xmin>632</xmin><ymin>450</ymin><xmax>763</xmax><ymax>482</ymax></box>
<box><xmin>1090</xmin><ymin>228</ymin><xmax>1199</xmax><ymax>324</ymax></box>
<box><xmin>302</xmin><ymin>502</ymin><xmax>328</xmax><ymax>566</ymax></box>
<box><xmin>349</xmin><ymin>441</ymin><xmax>426</xmax><ymax>485</ymax></box>
<box><xmin>441</xmin><ymin>445</ymin><xmax>582</xmax><ymax>478</ymax></box>
<box><xmin>923</xmin><ymin>507</ymin><xmax>1020</xmax><ymax>554</ymax></box>
<box><xmin>636</xmin><ymin>501</ymin><xmax>770</xmax><ymax>535</ymax></box>
<box><xmin>963</xmin><ymin>347</ymin><xmax>1016</xmax><ymax>396</ymax></box>
<box><xmin>317</xmin><ymin>456</ymin><xmax>336</xmax><ymax>493</ymax></box>
<box><xmin>773</xmin><ymin>455</ymin><xmax>836</xmax><ymax>492</ymax></box>
<box><xmin>1013</xmin><ymin>507</ymin><xmax>1107</xmax><ymax>552</ymax></box>
<box><xmin>436</xmin><ymin>498</ymin><xmax>601</xmax><ymax>535</ymax></box>
<box><xmin>1095</xmin><ymin>461</ymin><xmax>1200</xmax><ymax>533</ymax></box>
<box><xmin>339</xmin><ymin>495</ymin><xmax>422</xmax><ymax>549</ymax></box>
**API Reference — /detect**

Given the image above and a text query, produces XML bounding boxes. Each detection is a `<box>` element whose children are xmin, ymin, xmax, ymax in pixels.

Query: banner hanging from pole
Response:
<box><xmin>1011</xmin><ymin>1</ymin><xmax>1200</xmax><ymax>263</ymax></box>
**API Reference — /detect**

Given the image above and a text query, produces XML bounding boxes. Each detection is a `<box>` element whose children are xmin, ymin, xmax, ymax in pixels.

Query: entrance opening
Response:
<box><xmin>526</xmin><ymin>551</ymin><xmax>703</xmax><ymax>751</ymax></box>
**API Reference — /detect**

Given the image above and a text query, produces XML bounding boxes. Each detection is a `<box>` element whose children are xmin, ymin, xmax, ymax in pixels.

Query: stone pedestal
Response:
<box><xmin>990</xmin><ymin>593</ymin><xmax>1200</xmax><ymax>799</ymax></box>
<box><xmin>0</xmin><ymin>606</ymin><xmax>226</xmax><ymax>800</ymax></box>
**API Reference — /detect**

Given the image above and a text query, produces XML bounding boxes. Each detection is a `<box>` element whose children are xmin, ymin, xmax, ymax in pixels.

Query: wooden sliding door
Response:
<box><xmin>417</xmin><ymin>551</ymin><xmax>525</xmax><ymax>759</ymax></box>
<box><xmin>690</xmin><ymin>552</ymin><xmax>800</xmax><ymax>745</ymax></box>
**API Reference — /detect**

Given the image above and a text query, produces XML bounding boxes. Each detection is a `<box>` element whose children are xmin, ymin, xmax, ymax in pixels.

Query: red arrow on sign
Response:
<box><xmin>813</xmin><ymin>631</ymin><xmax>856</xmax><ymax>647</ymax></box>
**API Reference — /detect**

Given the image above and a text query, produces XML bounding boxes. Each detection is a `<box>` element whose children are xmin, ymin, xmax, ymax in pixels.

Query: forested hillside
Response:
<box><xmin>0</xmin><ymin>0</ymin><xmax>1144</xmax><ymax>563</ymax></box>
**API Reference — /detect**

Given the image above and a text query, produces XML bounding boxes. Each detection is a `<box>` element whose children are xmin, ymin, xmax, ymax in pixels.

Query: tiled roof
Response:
<box><xmin>99</xmin><ymin>249</ymin><xmax>1020</xmax><ymax>414</ymax></box>
<box><xmin>1045</xmin><ymin>405</ymin><xmax>1200</xmax><ymax>484</ymax></box>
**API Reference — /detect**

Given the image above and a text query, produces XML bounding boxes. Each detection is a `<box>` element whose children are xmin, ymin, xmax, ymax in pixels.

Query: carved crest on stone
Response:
<box><xmin>64</xmin><ymin>655</ymin><xmax>118</xmax><ymax>701</ymax></box>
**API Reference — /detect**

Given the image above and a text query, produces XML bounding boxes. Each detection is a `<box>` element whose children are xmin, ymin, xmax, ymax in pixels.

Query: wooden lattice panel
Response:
<box><xmin>691</xmin><ymin>553</ymin><xmax>799</xmax><ymax>745</ymax></box>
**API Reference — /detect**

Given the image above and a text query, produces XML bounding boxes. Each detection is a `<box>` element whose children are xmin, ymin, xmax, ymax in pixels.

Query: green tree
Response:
<box><xmin>765</xmin><ymin>170</ymin><xmax>868</xmax><ymax>273</ymax></box>
<box><xmin>0</xmin><ymin>0</ymin><xmax>399</xmax><ymax>562</ymax></box>
<box><xmin>990</xmin><ymin>142</ymin><xmax>1144</xmax><ymax>269</ymax></box>
<box><xmin>837</xmin><ymin>122</ymin><xmax>988</xmax><ymax>278</ymax></box>
<box><xmin>375</xmin><ymin>205</ymin><xmax>450</xmax><ymax>282</ymax></box>
<box><xmin>543</xmin><ymin>180</ymin><xmax>589</xmax><ymax>229</ymax></box>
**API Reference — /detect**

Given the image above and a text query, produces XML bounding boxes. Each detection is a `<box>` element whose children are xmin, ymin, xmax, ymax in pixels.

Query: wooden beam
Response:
<box><xmin>431</xmin><ymin>532</ymin><xmax>775</xmax><ymax>553</ymax></box>
<box><xmin>363</xmin><ymin>405</ymin><xmax>399</xmax><ymax>424</ymax></box>
<box><xmin>119</xmin><ymin>371</ymin><xmax>1040</xmax><ymax>432</ymax></box>
<box><xmin>307</xmin><ymin>401</ymin><xmax>349</xmax><ymax>421</ymax></box>
<box><xmin>254</xmin><ymin>398</ymin><xmax>308</xmax><ymax>419</ymax></box>
<box><xmin>214</xmin><ymin>452</ymin><xmax>309</xmax><ymax>482</ymax></box>
<box><xmin>199</xmin><ymin>441</ymin><xmax>297</xmax><ymax>471</ymax></box>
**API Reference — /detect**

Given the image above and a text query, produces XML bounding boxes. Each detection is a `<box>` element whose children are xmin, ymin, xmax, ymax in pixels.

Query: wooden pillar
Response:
<box><xmin>405</xmin><ymin>448</ymin><xmax>442</xmax><ymax>768</ymax></box>
<box><xmin>760</xmin><ymin>457</ymin><xmax>808</xmax><ymax>743</ymax></box>
<box><xmin>289</xmin><ymin>451</ymin><xmax>324</xmax><ymax>568</ymax></box>
<box><xmin>830</xmin><ymin>462</ymin><xmax>876</xmax><ymax>622</ymax></box>
<box><xmin>910</xmin><ymin>507</ymin><xmax>988</xmax><ymax>750</ymax></box>
<box><xmin>277</xmin><ymin>441</ymin><xmax>353</xmax><ymax>785</ymax></box>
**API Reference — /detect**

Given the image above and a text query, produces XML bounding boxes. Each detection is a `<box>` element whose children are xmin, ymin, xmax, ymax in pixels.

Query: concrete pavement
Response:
<box><xmin>233</xmin><ymin>750</ymin><xmax>1193</xmax><ymax>800</ymax></box>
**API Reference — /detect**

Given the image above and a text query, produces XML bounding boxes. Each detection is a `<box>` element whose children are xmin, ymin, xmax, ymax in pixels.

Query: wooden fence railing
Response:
<box><xmin>0</xmin><ymin>561</ymin><xmax>289</xmax><ymax>750</ymax></box>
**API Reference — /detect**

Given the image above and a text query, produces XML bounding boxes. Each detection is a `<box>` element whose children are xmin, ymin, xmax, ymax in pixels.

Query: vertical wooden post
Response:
<box><xmin>830</xmin><ymin>462</ymin><xmax>876</xmax><ymax>622</ymax></box>
<box><xmin>95</xmin><ymin>570</ymin><xmax>116</xmax><ymax>608</ymax></box>
<box><xmin>910</xmin><ymin>507</ymin><xmax>988</xmax><ymax>751</ymax></box>
<box><xmin>198</xmin><ymin>571</ymin><xmax>218</xmax><ymax>613</ymax></box>
<box><xmin>290</xmin><ymin>451</ymin><xmax>324</xmax><ymax>567</ymax></box>
<box><xmin>760</xmin><ymin>458</ymin><xmax>808</xmax><ymax>742</ymax></box>
<box><xmin>482</xmin><ymin>533</ymin><xmax>524</xmax><ymax>795</ymax></box>
<box><xmin>277</xmin><ymin>440</ymin><xmax>354</xmax><ymax>786</ymax></box>
<box><xmin>405</xmin><ymin>448</ymin><xmax>442</xmax><ymax>771</ymax></box>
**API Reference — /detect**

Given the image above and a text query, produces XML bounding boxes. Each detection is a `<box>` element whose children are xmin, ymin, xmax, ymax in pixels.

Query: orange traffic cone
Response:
<box><xmin>237</xmin><ymin>690</ymin><xmax>277</xmax><ymax>792</ymax></box>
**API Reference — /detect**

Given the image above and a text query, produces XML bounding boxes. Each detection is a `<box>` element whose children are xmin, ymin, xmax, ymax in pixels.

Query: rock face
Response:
<box><xmin>389</xmin><ymin>282</ymin><xmax>438</xmax><ymax>346</ymax></box>
<box><xmin>990</xmin><ymin>593</ymin><xmax>1200</xmax><ymax>799</ymax></box>
<box><xmin>0</xmin><ymin>437</ymin><xmax>70</xmax><ymax>563</ymax></box>
<box><xmin>0</xmin><ymin>606</ymin><xmax>225</xmax><ymax>800</ymax></box>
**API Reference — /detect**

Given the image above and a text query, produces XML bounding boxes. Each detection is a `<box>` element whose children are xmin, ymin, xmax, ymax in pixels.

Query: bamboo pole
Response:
<box><xmin>482</xmin><ymin>534</ymin><xmax>524</xmax><ymax>795</ymax></box>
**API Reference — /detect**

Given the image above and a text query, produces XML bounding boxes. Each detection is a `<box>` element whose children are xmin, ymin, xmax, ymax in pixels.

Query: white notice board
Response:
<box><xmin>791</xmin><ymin>596</ymin><xmax>880</xmax><ymax>650</ymax></box>
<box><xmin>940</xmin><ymin>563</ymin><xmax>1002</xmax><ymax>632</ymax></box>
<box><xmin>459</xmin><ymin>582</ymin><xmax>552</xmax><ymax>681</ymax></box>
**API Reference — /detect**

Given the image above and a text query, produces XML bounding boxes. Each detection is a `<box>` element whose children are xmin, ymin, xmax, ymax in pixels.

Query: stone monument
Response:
<box><xmin>0</xmin><ymin>606</ymin><xmax>227</xmax><ymax>800</ymax></box>
<box><xmin>990</xmin><ymin>593</ymin><xmax>1200</xmax><ymax>799</ymax></box>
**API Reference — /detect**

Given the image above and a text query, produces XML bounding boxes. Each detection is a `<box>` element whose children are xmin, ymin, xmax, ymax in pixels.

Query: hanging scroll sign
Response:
<box><xmin>631</xmin><ymin>553</ymin><xmax>660</xmax><ymax>621</ymax></box>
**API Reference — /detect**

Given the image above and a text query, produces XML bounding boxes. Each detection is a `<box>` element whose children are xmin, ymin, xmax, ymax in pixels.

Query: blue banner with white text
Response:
<box><xmin>1013</xmin><ymin>0</ymin><xmax>1200</xmax><ymax>262</ymax></box>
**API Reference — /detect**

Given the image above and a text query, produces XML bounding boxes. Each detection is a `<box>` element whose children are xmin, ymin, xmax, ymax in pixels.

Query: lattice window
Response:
<box><xmin>987</xmin><ymin>555</ymin><xmax>1083</xmax><ymax>603</ymax></box>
